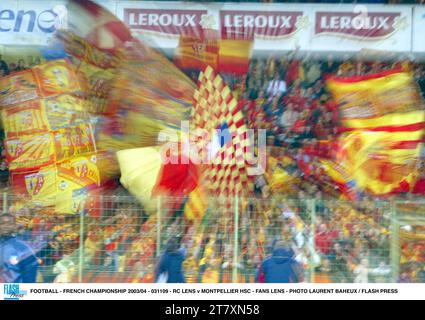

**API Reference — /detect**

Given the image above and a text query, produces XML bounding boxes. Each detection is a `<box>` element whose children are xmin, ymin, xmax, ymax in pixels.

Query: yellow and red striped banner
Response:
<box><xmin>217</xmin><ymin>39</ymin><xmax>253</xmax><ymax>75</ymax></box>
<box><xmin>327</xmin><ymin>69</ymin><xmax>425</xmax><ymax>195</ymax></box>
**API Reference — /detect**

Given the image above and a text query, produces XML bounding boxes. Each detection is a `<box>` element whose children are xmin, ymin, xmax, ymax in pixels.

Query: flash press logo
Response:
<box><xmin>3</xmin><ymin>284</ymin><xmax>28</xmax><ymax>300</ymax></box>
<box><xmin>158</xmin><ymin>121</ymin><xmax>267</xmax><ymax>176</ymax></box>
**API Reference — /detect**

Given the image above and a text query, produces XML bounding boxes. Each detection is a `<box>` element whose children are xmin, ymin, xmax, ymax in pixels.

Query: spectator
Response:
<box><xmin>312</xmin><ymin>80</ymin><xmax>326</xmax><ymax>100</ymax></box>
<box><xmin>315</xmin><ymin>224</ymin><xmax>332</xmax><ymax>255</ymax></box>
<box><xmin>314</xmin><ymin>258</ymin><xmax>332</xmax><ymax>283</ymax></box>
<box><xmin>305</xmin><ymin>58</ymin><xmax>322</xmax><ymax>85</ymax></box>
<box><xmin>285</xmin><ymin>55</ymin><xmax>302</xmax><ymax>87</ymax></box>
<box><xmin>415</xmin><ymin>66</ymin><xmax>425</xmax><ymax>99</ymax></box>
<box><xmin>0</xmin><ymin>54</ymin><xmax>9</xmax><ymax>75</ymax></box>
<box><xmin>353</xmin><ymin>258</ymin><xmax>369</xmax><ymax>283</ymax></box>
<box><xmin>155</xmin><ymin>237</ymin><xmax>186</xmax><ymax>283</ymax></box>
<box><xmin>398</xmin><ymin>270</ymin><xmax>412</xmax><ymax>283</ymax></box>
<box><xmin>15</xmin><ymin>59</ymin><xmax>27</xmax><ymax>72</ymax></box>
<box><xmin>255</xmin><ymin>240</ymin><xmax>303</xmax><ymax>283</ymax></box>
<box><xmin>416</xmin><ymin>265</ymin><xmax>425</xmax><ymax>282</ymax></box>
<box><xmin>371</xmin><ymin>261</ymin><xmax>392</xmax><ymax>283</ymax></box>
<box><xmin>266</xmin><ymin>73</ymin><xmax>287</xmax><ymax>98</ymax></box>
<box><xmin>279</xmin><ymin>102</ymin><xmax>299</xmax><ymax>129</ymax></box>
<box><xmin>263</xmin><ymin>96</ymin><xmax>281</xmax><ymax>121</ymax></box>
<box><xmin>338</xmin><ymin>54</ymin><xmax>354</xmax><ymax>76</ymax></box>
<box><xmin>8</xmin><ymin>63</ymin><xmax>16</xmax><ymax>73</ymax></box>
<box><xmin>0</xmin><ymin>213</ymin><xmax>39</xmax><ymax>283</ymax></box>
<box><xmin>27</xmin><ymin>56</ymin><xmax>35</xmax><ymax>68</ymax></box>
<box><xmin>53</xmin><ymin>252</ymin><xmax>75</xmax><ymax>283</ymax></box>
<box><xmin>329</xmin><ymin>242</ymin><xmax>351</xmax><ymax>283</ymax></box>
<box><xmin>321</xmin><ymin>54</ymin><xmax>337</xmax><ymax>76</ymax></box>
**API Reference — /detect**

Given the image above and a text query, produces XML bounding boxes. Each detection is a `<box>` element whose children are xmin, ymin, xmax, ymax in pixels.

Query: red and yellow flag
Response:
<box><xmin>327</xmin><ymin>69</ymin><xmax>425</xmax><ymax>195</ymax></box>
<box><xmin>184</xmin><ymin>186</ymin><xmax>208</xmax><ymax>222</ymax></box>
<box><xmin>174</xmin><ymin>36</ymin><xmax>219</xmax><ymax>71</ymax></box>
<box><xmin>217</xmin><ymin>39</ymin><xmax>253</xmax><ymax>75</ymax></box>
<box><xmin>175</xmin><ymin>37</ymin><xmax>253</xmax><ymax>75</ymax></box>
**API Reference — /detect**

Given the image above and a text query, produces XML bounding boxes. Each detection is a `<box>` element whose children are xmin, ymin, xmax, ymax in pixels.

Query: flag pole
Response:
<box><xmin>156</xmin><ymin>196</ymin><xmax>162</xmax><ymax>257</ymax></box>
<box><xmin>232</xmin><ymin>193</ymin><xmax>239</xmax><ymax>283</ymax></box>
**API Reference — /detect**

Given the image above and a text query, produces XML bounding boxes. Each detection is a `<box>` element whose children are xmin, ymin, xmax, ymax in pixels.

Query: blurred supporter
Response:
<box><xmin>155</xmin><ymin>237</ymin><xmax>186</xmax><ymax>283</ymax></box>
<box><xmin>398</xmin><ymin>269</ymin><xmax>413</xmax><ymax>283</ymax></box>
<box><xmin>8</xmin><ymin>63</ymin><xmax>16</xmax><ymax>72</ymax></box>
<box><xmin>279</xmin><ymin>103</ymin><xmax>299</xmax><ymax>129</ymax></box>
<box><xmin>27</xmin><ymin>56</ymin><xmax>35</xmax><ymax>68</ymax></box>
<box><xmin>15</xmin><ymin>59</ymin><xmax>27</xmax><ymax>72</ymax></box>
<box><xmin>53</xmin><ymin>251</ymin><xmax>75</xmax><ymax>283</ymax></box>
<box><xmin>0</xmin><ymin>56</ymin><xmax>44</xmax><ymax>75</ymax></box>
<box><xmin>0</xmin><ymin>54</ymin><xmax>9</xmax><ymax>75</ymax></box>
<box><xmin>417</xmin><ymin>265</ymin><xmax>425</xmax><ymax>282</ymax></box>
<box><xmin>255</xmin><ymin>240</ymin><xmax>303</xmax><ymax>283</ymax></box>
<box><xmin>266</xmin><ymin>72</ymin><xmax>287</xmax><ymax>98</ymax></box>
<box><xmin>0</xmin><ymin>213</ymin><xmax>39</xmax><ymax>283</ymax></box>
<box><xmin>354</xmin><ymin>258</ymin><xmax>369</xmax><ymax>283</ymax></box>
<box><xmin>371</xmin><ymin>261</ymin><xmax>392</xmax><ymax>283</ymax></box>
<box><xmin>329</xmin><ymin>242</ymin><xmax>352</xmax><ymax>282</ymax></box>
<box><xmin>3</xmin><ymin>29</ymin><xmax>425</xmax><ymax>284</ymax></box>
<box><xmin>0</xmin><ymin>141</ymin><xmax>8</xmax><ymax>188</ymax></box>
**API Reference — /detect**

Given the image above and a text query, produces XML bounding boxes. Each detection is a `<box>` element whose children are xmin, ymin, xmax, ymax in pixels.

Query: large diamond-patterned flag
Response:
<box><xmin>192</xmin><ymin>66</ymin><xmax>253</xmax><ymax>197</ymax></box>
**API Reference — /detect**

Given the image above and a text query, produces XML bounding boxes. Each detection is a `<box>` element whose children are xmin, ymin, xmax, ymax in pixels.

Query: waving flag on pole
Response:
<box><xmin>174</xmin><ymin>36</ymin><xmax>219</xmax><ymax>71</ymax></box>
<box><xmin>217</xmin><ymin>40</ymin><xmax>253</xmax><ymax>75</ymax></box>
<box><xmin>184</xmin><ymin>186</ymin><xmax>209</xmax><ymax>222</ymax></box>
<box><xmin>327</xmin><ymin>69</ymin><xmax>425</xmax><ymax>195</ymax></box>
<box><xmin>192</xmin><ymin>66</ymin><xmax>253</xmax><ymax>197</ymax></box>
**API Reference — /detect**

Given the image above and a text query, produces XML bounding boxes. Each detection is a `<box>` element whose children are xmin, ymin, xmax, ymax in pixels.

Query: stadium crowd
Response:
<box><xmin>0</xmin><ymin>55</ymin><xmax>42</xmax><ymax>77</ymax></box>
<box><xmin>1</xmin><ymin>47</ymin><xmax>425</xmax><ymax>283</ymax></box>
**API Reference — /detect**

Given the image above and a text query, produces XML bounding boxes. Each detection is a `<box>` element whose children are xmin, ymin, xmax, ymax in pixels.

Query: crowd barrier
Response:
<box><xmin>3</xmin><ymin>192</ymin><xmax>424</xmax><ymax>283</ymax></box>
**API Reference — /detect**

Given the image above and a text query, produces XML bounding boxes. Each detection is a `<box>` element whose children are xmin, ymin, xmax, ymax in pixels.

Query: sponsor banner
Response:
<box><xmin>412</xmin><ymin>6</ymin><xmax>425</xmax><ymax>52</ymax></box>
<box><xmin>219</xmin><ymin>3</ymin><xmax>308</xmax><ymax>51</ymax></box>
<box><xmin>0</xmin><ymin>0</ymin><xmax>67</xmax><ymax>46</ymax></box>
<box><xmin>117</xmin><ymin>2</ymin><xmax>412</xmax><ymax>52</ymax></box>
<box><xmin>117</xmin><ymin>1</ymin><xmax>212</xmax><ymax>49</ymax></box>
<box><xmin>308</xmin><ymin>4</ymin><xmax>412</xmax><ymax>52</ymax></box>
<box><xmin>220</xmin><ymin>11</ymin><xmax>304</xmax><ymax>39</ymax></box>
<box><xmin>0</xmin><ymin>2</ymin><xmax>415</xmax><ymax>52</ymax></box>
<box><xmin>117</xmin><ymin>2</ymin><xmax>307</xmax><ymax>50</ymax></box>
<box><xmin>1</xmin><ymin>283</ymin><xmax>424</xmax><ymax>301</ymax></box>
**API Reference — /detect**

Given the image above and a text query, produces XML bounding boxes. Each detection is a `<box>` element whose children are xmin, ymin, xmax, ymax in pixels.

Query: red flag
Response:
<box><xmin>153</xmin><ymin>145</ymin><xmax>199</xmax><ymax>196</ymax></box>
